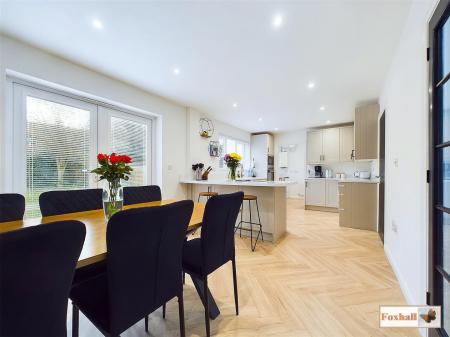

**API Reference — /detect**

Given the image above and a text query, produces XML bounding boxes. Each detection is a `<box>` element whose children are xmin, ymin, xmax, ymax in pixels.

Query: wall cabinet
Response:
<box><xmin>307</xmin><ymin>126</ymin><xmax>354</xmax><ymax>164</ymax></box>
<box><xmin>305</xmin><ymin>179</ymin><xmax>338</xmax><ymax>209</ymax></box>
<box><xmin>306</xmin><ymin>130</ymin><xmax>323</xmax><ymax>164</ymax></box>
<box><xmin>251</xmin><ymin>133</ymin><xmax>274</xmax><ymax>177</ymax></box>
<box><xmin>323</xmin><ymin>128</ymin><xmax>340</xmax><ymax>162</ymax></box>
<box><xmin>338</xmin><ymin>182</ymin><xmax>377</xmax><ymax>231</ymax></box>
<box><xmin>354</xmin><ymin>103</ymin><xmax>379</xmax><ymax>160</ymax></box>
<box><xmin>339</xmin><ymin>126</ymin><xmax>354</xmax><ymax>162</ymax></box>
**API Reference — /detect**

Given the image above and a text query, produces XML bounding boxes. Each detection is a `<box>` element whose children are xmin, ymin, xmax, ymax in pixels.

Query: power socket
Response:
<box><xmin>391</xmin><ymin>220</ymin><xmax>398</xmax><ymax>233</ymax></box>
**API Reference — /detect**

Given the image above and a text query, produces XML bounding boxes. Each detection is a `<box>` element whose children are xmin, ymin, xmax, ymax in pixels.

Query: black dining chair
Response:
<box><xmin>70</xmin><ymin>200</ymin><xmax>194</xmax><ymax>337</ymax></box>
<box><xmin>39</xmin><ymin>188</ymin><xmax>103</xmax><ymax>217</ymax></box>
<box><xmin>123</xmin><ymin>185</ymin><xmax>162</xmax><ymax>205</ymax></box>
<box><xmin>182</xmin><ymin>192</ymin><xmax>244</xmax><ymax>337</ymax></box>
<box><xmin>0</xmin><ymin>193</ymin><xmax>25</xmax><ymax>222</ymax></box>
<box><xmin>0</xmin><ymin>220</ymin><xmax>86</xmax><ymax>337</ymax></box>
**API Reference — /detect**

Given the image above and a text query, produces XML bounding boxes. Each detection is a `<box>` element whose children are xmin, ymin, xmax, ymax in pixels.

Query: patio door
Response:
<box><xmin>429</xmin><ymin>1</ymin><xmax>450</xmax><ymax>336</ymax></box>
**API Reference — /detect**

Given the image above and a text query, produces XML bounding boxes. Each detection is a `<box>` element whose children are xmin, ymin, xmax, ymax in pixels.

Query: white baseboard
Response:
<box><xmin>384</xmin><ymin>245</ymin><xmax>415</xmax><ymax>305</ymax></box>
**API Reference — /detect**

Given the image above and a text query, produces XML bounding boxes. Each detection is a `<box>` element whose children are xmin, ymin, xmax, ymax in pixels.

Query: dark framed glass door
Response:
<box><xmin>430</xmin><ymin>1</ymin><xmax>450</xmax><ymax>336</ymax></box>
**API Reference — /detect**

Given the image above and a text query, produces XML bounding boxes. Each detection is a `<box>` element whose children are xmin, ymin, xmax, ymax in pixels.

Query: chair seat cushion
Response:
<box><xmin>70</xmin><ymin>272</ymin><xmax>110</xmax><ymax>334</ymax></box>
<box><xmin>182</xmin><ymin>238</ymin><xmax>204</xmax><ymax>275</ymax></box>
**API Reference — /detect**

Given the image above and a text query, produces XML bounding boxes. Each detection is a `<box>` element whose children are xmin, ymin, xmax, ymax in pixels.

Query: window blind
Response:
<box><xmin>110</xmin><ymin>116</ymin><xmax>149</xmax><ymax>186</ymax></box>
<box><xmin>26</xmin><ymin>96</ymin><xmax>91</xmax><ymax>217</ymax></box>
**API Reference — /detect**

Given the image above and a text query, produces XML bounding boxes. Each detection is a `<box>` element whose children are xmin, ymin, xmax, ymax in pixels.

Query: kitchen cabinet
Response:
<box><xmin>326</xmin><ymin>180</ymin><xmax>339</xmax><ymax>208</ymax></box>
<box><xmin>322</xmin><ymin>128</ymin><xmax>340</xmax><ymax>162</ymax></box>
<box><xmin>251</xmin><ymin>133</ymin><xmax>274</xmax><ymax>178</ymax></box>
<box><xmin>279</xmin><ymin>151</ymin><xmax>288</xmax><ymax>168</ymax></box>
<box><xmin>306</xmin><ymin>130</ymin><xmax>323</xmax><ymax>164</ymax></box>
<box><xmin>305</xmin><ymin>179</ymin><xmax>326</xmax><ymax>206</ymax></box>
<box><xmin>305</xmin><ymin>179</ymin><xmax>339</xmax><ymax>210</ymax></box>
<box><xmin>339</xmin><ymin>126</ymin><xmax>354</xmax><ymax>162</ymax></box>
<box><xmin>338</xmin><ymin>182</ymin><xmax>377</xmax><ymax>231</ymax></box>
<box><xmin>307</xmin><ymin>126</ymin><xmax>352</xmax><ymax>164</ymax></box>
<box><xmin>355</xmin><ymin>103</ymin><xmax>379</xmax><ymax>160</ymax></box>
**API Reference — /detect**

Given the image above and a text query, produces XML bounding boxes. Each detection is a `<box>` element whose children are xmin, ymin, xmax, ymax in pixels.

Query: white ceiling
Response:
<box><xmin>0</xmin><ymin>0</ymin><xmax>411</xmax><ymax>133</ymax></box>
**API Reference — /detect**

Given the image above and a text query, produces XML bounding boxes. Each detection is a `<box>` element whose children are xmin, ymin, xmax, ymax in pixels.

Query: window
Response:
<box><xmin>13</xmin><ymin>83</ymin><xmax>153</xmax><ymax>218</ymax></box>
<box><xmin>429</xmin><ymin>2</ymin><xmax>450</xmax><ymax>336</ymax></box>
<box><xmin>219</xmin><ymin>135</ymin><xmax>250</xmax><ymax>169</ymax></box>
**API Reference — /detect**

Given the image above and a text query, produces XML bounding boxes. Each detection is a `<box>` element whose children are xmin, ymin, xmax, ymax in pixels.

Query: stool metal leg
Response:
<box><xmin>256</xmin><ymin>199</ymin><xmax>264</xmax><ymax>242</ymax></box>
<box><xmin>249</xmin><ymin>200</ymin><xmax>254</xmax><ymax>251</ymax></box>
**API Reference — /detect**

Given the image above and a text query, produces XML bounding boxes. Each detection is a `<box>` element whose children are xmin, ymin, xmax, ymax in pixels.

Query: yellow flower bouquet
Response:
<box><xmin>224</xmin><ymin>152</ymin><xmax>242</xmax><ymax>180</ymax></box>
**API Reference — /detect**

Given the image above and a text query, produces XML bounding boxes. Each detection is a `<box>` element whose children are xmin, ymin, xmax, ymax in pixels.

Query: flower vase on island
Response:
<box><xmin>91</xmin><ymin>153</ymin><xmax>133</xmax><ymax>219</ymax></box>
<box><xmin>224</xmin><ymin>152</ymin><xmax>242</xmax><ymax>181</ymax></box>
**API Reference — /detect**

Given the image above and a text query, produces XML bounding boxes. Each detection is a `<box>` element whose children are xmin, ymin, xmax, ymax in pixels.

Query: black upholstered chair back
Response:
<box><xmin>39</xmin><ymin>189</ymin><xmax>103</xmax><ymax>216</ymax></box>
<box><xmin>106</xmin><ymin>200</ymin><xmax>193</xmax><ymax>334</ymax></box>
<box><xmin>0</xmin><ymin>193</ymin><xmax>25</xmax><ymax>222</ymax></box>
<box><xmin>0</xmin><ymin>221</ymin><xmax>85</xmax><ymax>337</ymax></box>
<box><xmin>201</xmin><ymin>192</ymin><xmax>244</xmax><ymax>274</ymax></box>
<box><xmin>123</xmin><ymin>185</ymin><xmax>162</xmax><ymax>205</ymax></box>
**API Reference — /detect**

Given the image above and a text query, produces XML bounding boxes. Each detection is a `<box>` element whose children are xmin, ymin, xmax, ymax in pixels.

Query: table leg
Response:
<box><xmin>190</xmin><ymin>274</ymin><xmax>220</xmax><ymax>319</ymax></box>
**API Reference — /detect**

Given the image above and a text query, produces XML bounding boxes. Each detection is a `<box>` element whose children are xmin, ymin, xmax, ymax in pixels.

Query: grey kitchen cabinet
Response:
<box><xmin>325</xmin><ymin>180</ymin><xmax>339</xmax><ymax>208</ymax></box>
<box><xmin>339</xmin><ymin>126</ymin><xmax>355</xmax><ymax>162</ymax></box>
<box><xmin>306</xmin><ymin>130</ymin><xmax>323</xmax><ymax>164</ymax></box>
<box><xmin>338</xmin><ymin>182</ymin><xmax>378</xmax><ymax>231</ymax></box>
<box><xmin>305</xmin><ymin>179</ymin><xmax>326</xmax><ymax>206</ymax></box>
<box><xmin>354</xmin><ymin>103</ymin><xmax>379</xmax><ymax>160</ymax></box>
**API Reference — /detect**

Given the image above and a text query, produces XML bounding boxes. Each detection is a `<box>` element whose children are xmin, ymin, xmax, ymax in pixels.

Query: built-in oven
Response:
<box><xmin>267</xmin><ymin>155</ymin><xmax>274</xmax><ymax>166</ymax></box>
<box><xmin>267</xmin><ymin>167</ymin><xmax>274</xmax><ymax>181</ymax></box>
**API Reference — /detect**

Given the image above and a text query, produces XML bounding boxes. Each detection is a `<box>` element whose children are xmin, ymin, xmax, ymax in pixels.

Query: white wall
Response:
<box><xmin>186</xmin><ymin>107</ymin><xmax>250</xmax><ymax>180</ymax></box>
<box><xmin>0</xmin><ymin>35</ymin><xmax>187</xmax><ymax>199</ymax></box>
<box><xmin>379</xmin><ymin>0</ymin><xmax>438</xmax><ymax>314</ymax></box>
<box><xmin>274</xmin><ymin>129</ymin><xmax>307</xmax><ymax>198</ymax></box>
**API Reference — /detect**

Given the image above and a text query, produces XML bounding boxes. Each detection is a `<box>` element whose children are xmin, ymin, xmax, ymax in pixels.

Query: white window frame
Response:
<box><xmin>218</xmin><ymin>134</ymin><xmax>251</xmax><ymax>170</ymax></box>
<box><xmin>6</xmin><ymin>75</ymin><xmax>158</xmax><ymax>196</ymax></box>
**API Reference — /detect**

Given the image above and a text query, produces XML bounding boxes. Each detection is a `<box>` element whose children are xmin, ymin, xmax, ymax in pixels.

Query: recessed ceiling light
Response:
<box><xmin>320</xmin><ymin>106</ymin><xmax>325</xmax><ymax>111</ymax></box>
<box><xmin>92</xmin><ymin>18</ymin><xmax>103</xmax><ymax>30</ymax></box>
<box><xmin>272</xmin><ymin>14</ymin><xmax>283</xmax><ymax>28</ymax></box>
<box><xmin>274</xmin><ymin>127</ymin><xmax>279</xmax><ymax>131</ymax></box>
<box><xmin>326</xmin><ymin>120</ymin><xmax>331</xmax><ymax>124</ymax></box>
<box><xmin>258</xmin><ymin>117</ymin><xmax>263</xmax><ymax>122</ymax></box>
<box><xmin>173</xmin><ymin>68</ymin><xmax>180</xmax><ymax>75</ymax></box>
<box><xmin>232</xmin><ymin>103</ymin><xmax>238</xmax><ymax>108</ymax></box>
<box><xmin>307</xmin><ymin>82</ymin><xmax>315</xmax><ymax>89</ymax></box>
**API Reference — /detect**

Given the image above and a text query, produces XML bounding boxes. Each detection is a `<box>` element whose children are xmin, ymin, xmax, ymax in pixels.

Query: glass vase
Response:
<box><xmin>102</xmin><ymin>179</ymin><xmax>124</xmax><ymax>220</ymax></box>
<box><xmin>228</xmin><ymin>166</ymin><xmax>237</xmax><ymax>181</ymax></box>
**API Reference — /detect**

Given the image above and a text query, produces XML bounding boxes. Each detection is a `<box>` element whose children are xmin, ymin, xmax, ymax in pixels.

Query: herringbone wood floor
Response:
<box><xmin>74</xmin><ymin>199</ymin><xmax>420</xmax><ymax>337</ymax></box>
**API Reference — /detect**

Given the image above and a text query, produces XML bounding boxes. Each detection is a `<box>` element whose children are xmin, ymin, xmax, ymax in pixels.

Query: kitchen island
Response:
<box><xmin>180</xmin><ymin>179</ymin><xmax>294</xmax><ymax>242</ymax></box>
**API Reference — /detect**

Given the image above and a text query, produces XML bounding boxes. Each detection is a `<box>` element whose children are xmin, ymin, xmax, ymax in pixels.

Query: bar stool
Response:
<box><xmin>235</xmin><ymin>194</ymin><xmax>263</xmax><ymax>251</ymax></box>
<box><xmin>197</xmin><ymin>186</ymin><xmax>218</xmax><ymax>202</ymax></box>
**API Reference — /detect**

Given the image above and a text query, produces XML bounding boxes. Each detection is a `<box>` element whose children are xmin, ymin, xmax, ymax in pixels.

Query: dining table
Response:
<box><xmin>0</xmin><ymin>198</ymin><xmax>221</xmax><ymax>320</ymax></box>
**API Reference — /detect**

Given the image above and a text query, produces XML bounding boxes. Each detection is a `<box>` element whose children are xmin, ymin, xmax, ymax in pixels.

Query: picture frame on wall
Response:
<box><xmin>209</xmin><ymin>141</ymin><xmax>220</xmax><ymax>157</ymax></box>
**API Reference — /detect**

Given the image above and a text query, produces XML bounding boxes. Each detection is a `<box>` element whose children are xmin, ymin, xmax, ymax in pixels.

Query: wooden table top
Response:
<box><xmin>0</xmin><ymin>199</ymin><xmax>205</xmax><ymax>268</ymax></box>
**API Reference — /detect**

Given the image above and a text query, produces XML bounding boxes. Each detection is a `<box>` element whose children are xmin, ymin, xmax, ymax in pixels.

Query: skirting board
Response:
<box><xmin>305</xmin><ymin>205</ymin><xmax>339</xmax><ymax>213</ymax></box>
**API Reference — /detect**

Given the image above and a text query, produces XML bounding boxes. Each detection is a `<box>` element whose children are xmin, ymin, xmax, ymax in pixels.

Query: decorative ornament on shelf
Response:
<box><xmin>199</xmin><ymin>118</ymin><xmax>214</xmax><ymax>138</ymax></box>
<box><xmin>91</xmin><ymin>153</ymin><xmax>133</xmax><ymax>219</ymax></box>
<box><xmin>224</xmin><ymin>152</ymin><xmax>242</xmax><ymax>181</ymax></box>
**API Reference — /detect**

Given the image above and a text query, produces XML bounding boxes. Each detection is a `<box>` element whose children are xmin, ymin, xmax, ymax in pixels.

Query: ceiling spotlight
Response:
<box><xmin>258</xmin><ymin>117</ymin><xmax>263</xmax><ymax>122</ymax></box>
<box><xmin>326</xmin><ymin>120</ymin><xmax>331</xmax><ymax>124</ymax></box>
<box><xmin>232</xmin><ymin>103</ymin><xmax>238</xmax><ymax>108</ymax></box>
<box><xmin>92</xmin><ymin>18</ymin><xmax>104</xmax><ymax>30</ymax></box>
<box><xmin>173</xmin><ymin>68</ymin><xmax>180</xmax><ymax>75</ymax></box>
<box><xmin>307</xmin><ymin>82</ymin><xmax>315</xmax><ymax>89</ymax></box>
<box><xmin>274</xmin><ymin>127</ymin><xmax>279</xmax><ymax>131</ymax></box>
<box><xmin>272</xmin><ymin>14</ymin><xmax>283</xmax><ymax>28</ymax></box>
<box><xmin>320</xmin><ymin>106</ymin><xmax>325</xmax><ymax>111</ymax></box>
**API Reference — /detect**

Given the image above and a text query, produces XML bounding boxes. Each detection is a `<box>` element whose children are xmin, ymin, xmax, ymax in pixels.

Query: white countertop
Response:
<box><xmin>180</xmin><ymin>179</ymin><xmax>295</xmax><ymax>187</ymax></box>
<box><xmin>305</xmin><ymin>177</ymin><xmax>380</xmax><ymax>184</ymax></box>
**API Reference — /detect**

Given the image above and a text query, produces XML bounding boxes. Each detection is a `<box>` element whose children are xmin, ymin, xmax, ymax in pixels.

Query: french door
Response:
<box><xmin>429</xmin><ymin>1</ymin><xmax>450</xmax><ymax>336</ymax></box>
<box><xmin>13</xmin><ymin>83</ymin><xmax>152</xmax><ymax>217</ymax></box>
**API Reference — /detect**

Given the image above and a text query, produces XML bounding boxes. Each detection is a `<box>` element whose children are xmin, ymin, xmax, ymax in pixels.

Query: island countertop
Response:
<box><xmin>180</xmin><ymin>179</ymin><xmax>296</xmax><ymax>188</ymax></box>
